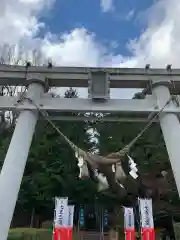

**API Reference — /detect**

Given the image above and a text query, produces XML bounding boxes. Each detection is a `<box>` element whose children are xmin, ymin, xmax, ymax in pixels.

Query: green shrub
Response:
<box><xmin>8</xmin><ymin>228</ymin><xmax>52</xmax><ymax>240</ymax></box>
<box><xmin>9</xmin><ymin>228</ymin><xmax>79</xmax><ymax>240</ymax></box>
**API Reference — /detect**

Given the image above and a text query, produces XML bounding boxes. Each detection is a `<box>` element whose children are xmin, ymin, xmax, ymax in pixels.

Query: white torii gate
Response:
<box><xmin>0</xmin><ymin>65</ymin><xmax>179</xmax><ymax>239</ymax></box>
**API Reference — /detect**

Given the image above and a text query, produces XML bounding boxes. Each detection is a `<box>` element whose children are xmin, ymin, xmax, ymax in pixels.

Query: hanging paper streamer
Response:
<box><xmin>124</xmin><ymin>207</ymin><xmax>135</xmax><ymax>240</ymax></box>
<box><xmin>139</xmin><ymin>198</ymin><xmax>155</xmax><ymax>240</ymax></box>
<box><xmin>127</xmin><ymin>155</ymin><xmax>138</xmax><ymax>179</ymax></box>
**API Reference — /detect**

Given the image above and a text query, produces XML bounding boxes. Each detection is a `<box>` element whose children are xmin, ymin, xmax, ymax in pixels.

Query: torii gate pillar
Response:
<box><xmin>0</xmin><ymin>76</ymin><xmax>46</xmax><ymax>240</ymax></box>
<box><xmin>152</xmin><ymin>80</ymin><xmax>180</xmax><ymax>196</ymax></box>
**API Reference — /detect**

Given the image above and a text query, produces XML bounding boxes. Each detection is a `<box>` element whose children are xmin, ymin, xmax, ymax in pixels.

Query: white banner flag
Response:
<box><xmin>67</xmin><ymin>205</ymin><xmax>75</xmax><ymax>227</ymax></box>
<box><xmin>54</xmin><ymin>197</ymin><xmax>68</xmax><ymax>227</ymax></box>
<box><xmin>55</xmin><ymin>197</ymin><xmax>68</xmax><ymax>208</ymax></box>
<box><xmin>124</xmin><ymin>207</ymin><xmax>135</xmax><ymax>229</ymax></box>
<box><xmin>139</xmin><ymin>198</ymin><xmax>154</xmax><ymax>228</ymax></box>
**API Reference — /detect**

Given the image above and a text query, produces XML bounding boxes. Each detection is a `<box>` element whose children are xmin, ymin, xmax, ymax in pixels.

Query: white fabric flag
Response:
<box><xmin>55</xmin><ymin>197</ymin><xmax>68</xmax><ymax>208</ymax></box>
<box><xmin>139</xmin><ymin>198</ymin><xmax>154</xmax><ymax>228</ymax></box>
<box><xmin>67</xmin><ymin>205</ymin><xmax>75</xmax><ymax>227</ymax></box>
<box><xmin>124</xmin><ymin>207</ymin><xmax>135</xmax><ymax>229</ymax></box>
<box><xmin>54</xmin><ymin>197</ymin><xmax>68</xmax><ymax>227</ymax></box>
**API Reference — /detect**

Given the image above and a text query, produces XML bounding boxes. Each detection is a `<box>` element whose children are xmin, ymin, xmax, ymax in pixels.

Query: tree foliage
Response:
<box><xmin>0</xmin><ymin>88</ymin><xmax>98</xmax><ymax>223</ymax></box>
<box><xmin>94</xmin><ymin>93</ymin><xmax>179</xmax><ymax>213</ymax></box>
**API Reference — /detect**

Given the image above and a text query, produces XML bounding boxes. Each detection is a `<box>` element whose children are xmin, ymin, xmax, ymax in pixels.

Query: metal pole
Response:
<box><xmin>152</xmin><ymin>81</ymin><xmax>180</xmax><ymax>196</ymax></box>
<box><xmin>0</xmin><ymin>82</ymin><xmax>44</xmax><ymax>240</ymax></box>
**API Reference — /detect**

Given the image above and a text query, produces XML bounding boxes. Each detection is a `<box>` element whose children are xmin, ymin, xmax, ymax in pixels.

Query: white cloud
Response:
<box><xmin>125</xmin><ymin>9</ymin><xmax>135</xmax><ymax>21</ymax></box>
<box><xmin>125</xmin><ymin>0</ymin><xmax>180</xmax><ymax>68</ymax></box>
<box><xmin>0</xmin><ymin>0</ymin><xmax>53</xmax><ymax>46</ymax></box>
<box><xmin>100</xmin><ymin>0</ymin><xmax>114</xmax><ymax>12</ymax></box>
<box><xmin>101</xmin><ymin>0</ymin><xmax>180</xmax><ymax>69</ymax></box>
<box><xmin>1</xmin><ymin>0</ymin><xmax>179</xmax><ymax>68</ymax></box>
<box><xmin>41</xmin><ymin>29</ymin><xmax>107</xmax><ymax>67</ymax></box>
<box><xmin>0</xmin><ymin>0</ymin><xmax>180</xmax><ymax>98</ymax></box>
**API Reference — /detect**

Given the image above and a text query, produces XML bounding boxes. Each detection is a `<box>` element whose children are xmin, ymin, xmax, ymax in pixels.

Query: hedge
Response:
<box><xmin>8</xmin><ymin>228</ymin><xmax>80</xmax><ymax>240</ymax></box>
<box><xmin>8</xmin><ymin>228</ymin><xmax>52</xmax><ymax>240</ymax></box>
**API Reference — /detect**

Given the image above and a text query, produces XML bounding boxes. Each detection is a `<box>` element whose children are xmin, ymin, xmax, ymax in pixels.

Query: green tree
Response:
<box><xmin>0</xmin><ymin>88</ymin><xmax>97</xmax><ymax>226</ymax></box>
<box><xmin>18</xmin><ymin>88</ymin><xmax>97</xmax><ymax>221</ymax></box>
<box><xmin>94</xmin><ymin>91</ymin><xmax>179</xmax><ymax>218</ymax></box>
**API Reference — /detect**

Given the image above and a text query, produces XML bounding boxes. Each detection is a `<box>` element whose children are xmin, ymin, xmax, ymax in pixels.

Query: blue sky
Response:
<box><xmin>1</xmin><ymin>0</ymin><xmax>179</xmax><ymax>68</ymax></box>
<box><xmin>41</xmin><ymin>0</ymin><xmax>153</xmax><ymax>56</ymax></box>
